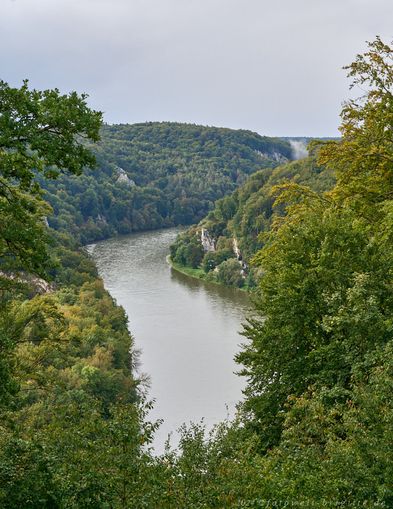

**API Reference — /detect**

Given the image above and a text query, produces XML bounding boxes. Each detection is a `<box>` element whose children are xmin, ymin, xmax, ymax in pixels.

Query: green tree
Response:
<box><xmin>216</xmin><ymin>258</ymin><xmax>244</xmax><ymax>287</ymax></box>
<box><xmin>38</xmin><ymin>122</ymin><xmax>293</xmax><ymax>243</ymax></box>
<box><xmin>0</xmin><ymin>80</ymin><xmax>102</xmax><ymax>405</ymax></box>
<box><xmin>0</xmin><ymin>80</ymin><xmax>102</xmax><ymax>279</ymax></box>
<box><xmin>201</xmin><ymin>248</ymin><xmax>233</xmax><ymax>273</ymax></box>
<box><xmin>170</xmin><ymin>231</ymin><xmax>204</xmax><ymax>268</ymax></box>
<box><xmin>316</xmin><ymin>37</ymin><xmax>393</xmax><ymax>216</ymax></box>
<box><xmin>0</xmin><ymin>80</ymin><xmax>102</xmax><ymax>188</ymax></box>
<box><xmin>238</xmin><ymin>37</ymin><xmax>393</xmax><ymax>450</ymax></box>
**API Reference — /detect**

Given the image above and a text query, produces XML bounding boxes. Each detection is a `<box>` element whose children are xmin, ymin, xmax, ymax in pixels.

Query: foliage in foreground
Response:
<box><xmin>158</xmin><ymin>36</ymin><xmax>393</xmax><ymax>509</ymax></box>
<box><xmin>0</xmin><ymin>81</ymin><xmax>152</xmax><ymax>508</ymax></box>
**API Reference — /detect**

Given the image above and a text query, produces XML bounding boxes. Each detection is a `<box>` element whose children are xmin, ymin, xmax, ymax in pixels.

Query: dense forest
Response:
<box><xmin>1</xmin><ymin>37</ymin><xmax>392</xmax><ymax>507</ymax></box>
<box><xmin>40</xmin><ymin>122</ymin><xmax>293</xmax><ymax>243</ymax></box>
<box><xmin>170</xmin><ymin>155</ymin><xmax>335</xmax><ymax>288</ymax></box>
<box><xmin>0</xmin><ymin>83</ymin><xmax>152</xmax><ymax>506</ymax></box>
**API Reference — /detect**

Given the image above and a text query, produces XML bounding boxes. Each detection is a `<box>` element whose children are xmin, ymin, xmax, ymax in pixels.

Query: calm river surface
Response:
<box><xmin>89</xmin><ymin>227</ymin><xmax>250</xmax><ymax>452</ymax></box>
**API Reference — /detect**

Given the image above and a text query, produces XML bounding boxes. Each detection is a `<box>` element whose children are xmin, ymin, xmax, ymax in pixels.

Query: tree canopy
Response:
<box><xmin>0</xmin><ymin>81</ymin><xmax>102</xmax><ymax>403</ymax></box>
<box><xmin>237</xmin><ymin>37</ymin><xmax>393</xmax><ymax>463</ymax></box>
<box><xmin>170</xmin><ymin>155</ymin><xmax>335</xmax><ymax>288</ymax></box>
<box><xmin>0</xmin><ymin>80</ymin><xmax>102</xmax><ymax>187</ymax></box>
<box><xmin>39</xmin><ymin>122</ymin><xmax>293</xmax><ymax>243</ymax></box>
<box><xmin>163</xmin><ymin>37</ymin><xmax>393</xmax><ymax>509</ymax></box>
<box><xmin>0</xmin><ymin>81</ymin><xmax>102</xmax><ymax>279</ymax></box>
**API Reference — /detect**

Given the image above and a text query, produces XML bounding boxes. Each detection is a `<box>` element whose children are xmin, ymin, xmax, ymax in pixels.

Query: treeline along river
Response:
<box><xmin>88</xmin><ymin>227</ymin><xmax>250</xmax><ymax>452</ymax></box>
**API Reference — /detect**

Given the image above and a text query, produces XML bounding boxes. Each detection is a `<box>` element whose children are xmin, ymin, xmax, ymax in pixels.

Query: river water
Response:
<box><xmin>89</xmin><ymin>227</ymin><xmax>250</xmax><ymax>453</ymax></box>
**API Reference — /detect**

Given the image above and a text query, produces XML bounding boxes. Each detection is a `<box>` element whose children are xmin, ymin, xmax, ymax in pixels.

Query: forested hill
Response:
<box><xmin>40</xmin><ymin>122</ymin><xmax>293</xmax><ymax>243</ymax></box>
<box><xmin>170</xmin><ymin>156</ymin><xmax>335</xmax><ymax>288</ymax></box>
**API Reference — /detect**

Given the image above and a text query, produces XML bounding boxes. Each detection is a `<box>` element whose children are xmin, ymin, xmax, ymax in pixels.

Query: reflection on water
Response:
<box><xmin>89</xmin><ymin>227</ymin><xmax>250</xmax><ymax>453</ymax></box>
<box><xmin>170</xmin><ymin>264</ymin><xmax>250</xmax><ymax>308</ymax></box>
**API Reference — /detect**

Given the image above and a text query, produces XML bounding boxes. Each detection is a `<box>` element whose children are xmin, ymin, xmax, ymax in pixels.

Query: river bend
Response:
<box><xmin>89</xmin><ymin>227</ymin><xmax>250</xmax><ymax>452</ymax></box>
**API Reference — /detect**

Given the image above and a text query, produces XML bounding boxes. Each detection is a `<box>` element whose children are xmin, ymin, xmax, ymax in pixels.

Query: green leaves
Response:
<box><xmin>316</xmin><ymin>38</ymin><xmax>393</xmax><ymax>216</ymax></box>
<box><xmin>0</xmin><ymin>80</ymin><xmax>102</xmax><ymax>281</ymax></box>
<box><xmin>39</xmin><ymin>122</ymin><xmax>293</xmax><ymax>244</ymax></box>
<box><xmin>0</xmin><ymin>80</ymin><xmax>102</xmax><ymax>188</ymax></box>
<box><xmin>238</xmin><ymin>38</ymin><xmax>393</xmax><ymax>464</ymax></box>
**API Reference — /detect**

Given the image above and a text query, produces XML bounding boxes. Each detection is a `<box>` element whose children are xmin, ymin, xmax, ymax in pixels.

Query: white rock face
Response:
<box><xmin>233</xmin><ymin>237</ymin><xmax>241</xmax><ymax>259</ymax></box>
<box><xmin>255</xmin><ymin>150</ymin><xmax>289</xmax><ymax>164</ymax></box>
<box><xmin>97</xmin><ymin>214</ymin><xmax>107</xmax><ymax>224</ymax></box>
<box><xmin>271</xmin><ymin>151</ymin><xmax>289</xmax><ymax>163</ymax></box>
<box><xmin>233</xmin><ymin>237</ymin><xmax>248</xmax><ymax>275</ymax></box>
<box><xmin>29</xmin><ymin>276</ymin><xmax>53</xmax><ymax>294</ymax></box>
<box><xmin>115</xmin><ymin>167</ymin><xmax>136</xmax><ymax>187</ymax></box>
<box><xmin>0</xmin><ymin>271</ymin><xmax>53</xmax><ymax>294</ymax></box>
<box><xmin>201</xmin><ymin>228</ymin><xmax>215</xmax><ymax>252</ymax></box>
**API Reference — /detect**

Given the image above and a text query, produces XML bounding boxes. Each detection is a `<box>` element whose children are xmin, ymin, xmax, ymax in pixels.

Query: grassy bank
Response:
<box><xmin>167</xmin><ymin>256</ymin><xmax>207</xmax><ymax>280</ymax></box>
<box><xmin>167</xmin><ymin>256</ymin><xmax>252</xmax><ymax>292</ymax></box>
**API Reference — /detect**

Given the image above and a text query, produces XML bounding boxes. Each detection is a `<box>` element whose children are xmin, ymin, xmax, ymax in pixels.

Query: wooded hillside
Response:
<box><xmin>40</xmin><ymin>122</ymin><xmax>293</xmax><ymax>243</ymax></box>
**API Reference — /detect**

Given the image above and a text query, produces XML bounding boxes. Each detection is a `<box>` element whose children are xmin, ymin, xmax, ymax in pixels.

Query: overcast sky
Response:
<box><xmin>1</xmin><ymin>0</ymin><xmax>392</xmax><ymax>136</ymax></box>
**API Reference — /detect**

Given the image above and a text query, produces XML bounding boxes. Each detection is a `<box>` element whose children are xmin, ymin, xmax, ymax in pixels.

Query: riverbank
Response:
<box><xmin>167</xmin><ymin>255</ymin><xmax>251</xmax><ymax>293</ymax></box>
<box><xmin>91</xmin><ymin>228</ymin><xmax>249</xmax><ymax>453</ymax></box>
<box><xmin>167</xmin><ymin>255</ymin><xmax>206</xmax><ymax>279</ymax></box>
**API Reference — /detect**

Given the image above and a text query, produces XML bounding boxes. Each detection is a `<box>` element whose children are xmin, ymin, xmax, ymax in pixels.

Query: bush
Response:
<box><xmin>202</xmin><ymin>248</ymin><xmax>234</xmax><ymax>273</ymax></box>
<box><xmin>216</xmin><ymin>258</ymin><xmax>244</xmax><ymax>287</ymax></box>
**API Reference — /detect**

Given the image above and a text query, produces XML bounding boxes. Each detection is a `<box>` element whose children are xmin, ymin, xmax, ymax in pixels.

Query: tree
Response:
<box><xmin>170</xmin><ymin>231</ymin><xmax>204</xmax><ymax>268</ymax></box>
<box><xmin>0</xmin><ymin>80</ymin><xmax>102</xmax><ymax>188</ymax></box>
<box><xmin>201</xmin><ymin>248</ymin><xmax>233</xmax><ymax>273</ymax></box>
<box><xmin>0</xmin><ymin>80</ymin><xmax>102</xmax><ymax>280</ymax></box>
<box><xmin>316</xmin><ymin>37</ymin><xmax>393</xmax><ymax>216</ymax></box>
<box><xmin>216</xmin><ymin>258</ymin><xmax>244</xmax><ymax>287</ymax></box>
<box><xmin>0</xmin><ymin>80</ymin><xmax>102</xmax><ymax>405</ymax></box>
<box><xmin>238</xmin><ymin>38</ymin><xmax>393</xmax><ymax>450</ymax></box>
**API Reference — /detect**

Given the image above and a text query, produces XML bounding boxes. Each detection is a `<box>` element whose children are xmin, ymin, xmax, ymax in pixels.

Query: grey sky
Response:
<box><xmin>1</xmin><ymin>0</ymin><xmax>391</xmax><ymax>136</ymax></box>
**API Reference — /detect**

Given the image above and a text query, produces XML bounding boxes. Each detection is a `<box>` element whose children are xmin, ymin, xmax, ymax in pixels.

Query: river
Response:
<box><xmin>88</xmin><ymin>227</ymin><xmax>250</xmax><ymax>453</ymax></box>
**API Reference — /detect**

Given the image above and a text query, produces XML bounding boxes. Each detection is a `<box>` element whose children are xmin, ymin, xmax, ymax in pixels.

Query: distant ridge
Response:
<box><xmin>40</xmin><ymin>122</ymin><xmax>294</xmax><ymax>243</ymax></box>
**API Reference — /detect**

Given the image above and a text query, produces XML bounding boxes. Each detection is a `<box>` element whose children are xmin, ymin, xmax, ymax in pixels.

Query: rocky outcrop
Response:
<box><xmin>97</xmin><ymin>214</ymin><xmax>108</xmax><ymax>224</ymax></box>
<box><xmin>233</xmin><ymin>237</ymin><xmax>241</xmax><ymax>259</ymax></box>
<box><xmin>271</xmin><ymin>151</ymin><xmax>289</xmax><ymax>164</ymax></box>
<box><xmin>201</xmin><ymin>228</ymin><xmax>215</xmax><ymax>252</ymax></box>
<box><xmin>115</xmin><ymin>167</ymin><xmax>136</xmax><ymax>187</ymax></box>
<box><xmin>0</xmin><ymin>271</ymin><xmax>54</xmax><ymax>295</ymax></box>
<box><xmin>255</xmin><ymin>150</ymin><xmax>289</xmax><ymax>164</ymax></box>
<box><xmin>233</xmin><ymin>237</ymin><xmax>248</xmax><ymax>275</ymax></box>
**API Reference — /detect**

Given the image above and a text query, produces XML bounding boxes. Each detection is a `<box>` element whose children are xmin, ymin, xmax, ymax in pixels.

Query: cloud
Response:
<box><xmin>1</xmin><ymin>0</ymin><xmax>392</xmax><ymax>135</ymax></box>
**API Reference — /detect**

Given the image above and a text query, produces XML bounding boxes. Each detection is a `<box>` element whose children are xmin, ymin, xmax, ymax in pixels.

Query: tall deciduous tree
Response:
<box><xmin>0</xmin><ymin>80</ymin><xmax>102</xmax><ymax>279</ymax></box>
<box><xmin>238</xmin><ymin>38</ymin><xmax>393</xmax><ymax>451</ymax></box>
<box><xmin>317</xmin><ymin>37</ymin><xmax>393</xmax><ymax>215</ymax></box>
